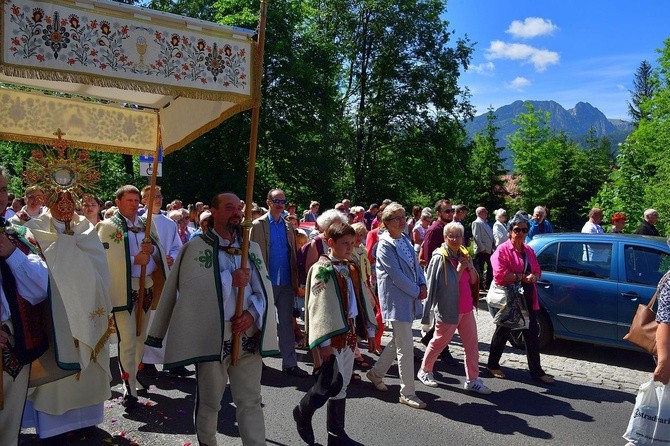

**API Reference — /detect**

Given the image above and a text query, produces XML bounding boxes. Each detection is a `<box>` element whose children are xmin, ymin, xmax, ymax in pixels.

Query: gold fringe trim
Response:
<box><xmin>0</xmin><ymin>131</ymin><xmax>155</xmax><ymax>156</ymax></box>
<box><xmin>1</xmin><ymin>63</ymin><xmax>254</xmax><ymax>104</ymax></box>
<box><xmin>89</xmin><ymin>316</ymin><xmax>115</xmax><ymax>363</ymax></box>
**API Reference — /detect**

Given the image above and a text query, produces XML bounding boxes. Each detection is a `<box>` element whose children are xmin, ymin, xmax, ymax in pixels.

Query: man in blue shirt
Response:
<box><xmin>251</xmin><ymin>189</ymin><xmax>308</xmax><ymax>377</ymax></box>
<box><xmin>527</xmin><ymin>206</ymin><xmax>553</xmax><ymax>242</ymax></box>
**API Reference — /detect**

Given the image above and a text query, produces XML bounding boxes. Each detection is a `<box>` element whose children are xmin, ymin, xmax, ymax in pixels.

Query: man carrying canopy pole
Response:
<box><xmin>96</xmin><ymin>184</ymin><xmax>168</xmax><ymax>411</ymax></box>
<box><xmin>145</xmin><ymin>191</ymin><xmax>279</xmax><ymax>445</ymax></box>
<box><xmin>231</xmin><ymin>0</ymin><xmax>270</xmax><ymax>367</ymax></box>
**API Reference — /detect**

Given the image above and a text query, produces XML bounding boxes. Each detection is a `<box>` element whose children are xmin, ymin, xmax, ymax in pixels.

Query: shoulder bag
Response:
<box><xmin>486</xmin><ymin>283</ymin><xmax>507</xmax><ymax>309</ymax></box>
<box><xmin>623</xmin><ymin>271</ymin><xmax>670</xmax><ymax>355</ymax></box>
<box><xmin>491</xmin><ymin>253</ymin><xmax>530</xmax><ymax>330</ymax></box>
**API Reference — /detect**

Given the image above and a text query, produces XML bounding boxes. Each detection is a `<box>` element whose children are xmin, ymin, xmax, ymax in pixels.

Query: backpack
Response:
<box><xmin>297</xmin><ymin>238</ymin><xmax>324</xmax><ymax>286</ymax></box>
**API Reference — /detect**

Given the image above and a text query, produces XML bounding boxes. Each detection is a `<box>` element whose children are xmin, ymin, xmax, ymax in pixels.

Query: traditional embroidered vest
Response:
<box><xmin>330</xmin><ymin>260</ymin><xmax>368</xmax><ymax>350</ymax></box>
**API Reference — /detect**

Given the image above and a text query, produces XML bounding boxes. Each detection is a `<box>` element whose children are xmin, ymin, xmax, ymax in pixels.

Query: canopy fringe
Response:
<box><xmin>1</xmin><ymin>64</ymin><xmax>255</xmax><ymax>104</ymax></box>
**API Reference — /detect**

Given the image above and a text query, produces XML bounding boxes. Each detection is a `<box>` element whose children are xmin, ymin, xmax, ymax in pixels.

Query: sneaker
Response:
<box><xmin>366</xmin><ymin>370</ymin><xmax>388</xmax><ymax>391</ymax></box>
<box><xmin>464</xmin><ymin>378</ymin><xmax>492</xmax><ymax>394</ymax></box>
<box><xmin>399</xmin><ymin>394</ymin><xmax>427</xmax><ymax>409</ymax></box>
<box><xmin>417</xmin><ymin>369</ymin><xmax>439</xmax><ymax>388</ymax></box>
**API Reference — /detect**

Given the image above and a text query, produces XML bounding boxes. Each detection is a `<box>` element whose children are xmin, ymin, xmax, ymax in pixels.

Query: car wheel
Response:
<box><xmin>506</xmin><ymin>311</ymin><xmax>554</xmax><ymax>351</ymax></box>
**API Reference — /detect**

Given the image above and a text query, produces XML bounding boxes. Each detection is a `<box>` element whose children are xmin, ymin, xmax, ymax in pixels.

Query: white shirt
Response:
<box><xmin>213</xmin><ymin>229</ymin><xmax>265</xmax><ymax>329</ymax></box>
<box><xmin>122</xmin><ymin>216</ymin><xmax>157</xmax><ymax>278</ymax></box>
<box><xmin>1</xmin><ymin>247</ymin><xmax>49</xmax><ymax>322</ymax></box>
<box><xmin>581</xmin><ymin>221</ymin><xmax>604</xmax><ymax>234</ymax></box>
<box><xmin>150</xmin><ymin>212</ymin><xmax>183</xmax><ymax>261</ymax></box>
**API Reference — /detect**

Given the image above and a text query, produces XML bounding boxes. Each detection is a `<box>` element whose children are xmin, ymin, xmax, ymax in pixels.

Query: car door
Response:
<box><xmin>617</xmin><ymin>243</ymin><xmax>670</xmax><ymax>342</ymax></box>
<box><xmin>537</xmin><ymin>240</ymin><xmax>617</xmax><ymax>342</ymax></box>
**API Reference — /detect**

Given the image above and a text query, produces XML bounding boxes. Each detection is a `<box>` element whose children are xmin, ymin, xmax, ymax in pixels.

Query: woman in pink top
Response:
<box><xmin>416</xmin><ymin>221</ymin><xmax>491</xmax><ymax>394</ymax></box>
<box><xmin>486</xmin><ymin>214</ymin><xmax>554</xmax><ymax>384</ymax></box>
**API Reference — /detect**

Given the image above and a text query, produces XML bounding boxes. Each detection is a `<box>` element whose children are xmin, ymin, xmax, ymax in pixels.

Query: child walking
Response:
<box><xmin>293</xmin><ymin>223</ymin><xmax>378</xmax><ymax>445</ymax></box>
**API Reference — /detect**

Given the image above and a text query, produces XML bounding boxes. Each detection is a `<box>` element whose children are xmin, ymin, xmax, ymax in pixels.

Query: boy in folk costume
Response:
<box><xmin>293</xmin><ymin>223</ymin><xmax>377</xmax><ymax>446</ymax></box>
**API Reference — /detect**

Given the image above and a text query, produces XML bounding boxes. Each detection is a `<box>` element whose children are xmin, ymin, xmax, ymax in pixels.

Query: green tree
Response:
<box><xmin>628</xmin><ymin>60</ymin><xmax>656</xmax><ymax>126</ymax></box>
<box><xmin>507</xmin><ymin>102</ymin><xmax>554</xmax><ymax>213</ymax></box>
<box><xmin>626</xmin><ymin>39</ymin><xmax>670</xmax><ymax>235</ymax></box>
<box><xmin>544</xmin><ymin>132</ymin><xmax>596</xmax><ymax>230</ymax></box>
<box><xmin>595</xmin><ymin>38</ymin><xmax>670</xmax><ymax>235</ymax></box>
<box><xmin>466</xmin><ymin>107</ymin><xmax>507</xmax><ymax>211</ymax></box>
<box><xmin>318</xmin><ymin>0</ymin><xmax>475</xmax><ymax>204</ymax></box>
<box><xmin>150</xmin><ymin>0</ymin><xmax>347</xmax><ymax>209</ymax></box>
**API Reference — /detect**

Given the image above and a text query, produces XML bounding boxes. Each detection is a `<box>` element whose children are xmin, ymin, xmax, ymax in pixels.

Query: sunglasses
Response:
<box><xmin>271</xmin><ymin>198</ymin><xmax>287</xmax><ymax>204</ymax></box>
<box><xmin>512</xmin><ymin>227</ymin><xmax>529</xmax><ymax>234</ymax></box>
<box><xmin>443</xmin><ymin>209</ymin><xmax>455</xmax><ymax>213</ymax></box>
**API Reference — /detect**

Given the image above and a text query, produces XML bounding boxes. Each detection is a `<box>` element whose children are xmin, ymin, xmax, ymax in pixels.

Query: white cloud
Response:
<box><xmin>468</xmin><ymin>61</ymin><xmax>495</xmax><ymax>75</ymax></box>
<box><xmin>506</xmin><ymin>17</ymin><xmax>558</xmax><ymax>39</ymax></box>
<box><xmin>486</xmin><ymin>40</ymin><xmax>559</xmax><ymax>72</ymax></box>
<box><xmin>506</xmin><ymin>77</ymin><xmax>531</xmax><ymax>91</ymax></box>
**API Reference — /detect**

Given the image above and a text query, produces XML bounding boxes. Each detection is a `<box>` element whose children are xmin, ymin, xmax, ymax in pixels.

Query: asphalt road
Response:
<box><xmin>19</xmin><ymin>307</ymin><xmax>652</xmax><ymax>446</ymax></box>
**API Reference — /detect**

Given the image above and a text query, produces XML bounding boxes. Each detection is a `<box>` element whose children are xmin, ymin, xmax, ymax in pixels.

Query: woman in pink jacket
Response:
<box><xmin>486</xmin><ymin>214</ymin><xmax>554</xmax><ymax>384</ymax></box>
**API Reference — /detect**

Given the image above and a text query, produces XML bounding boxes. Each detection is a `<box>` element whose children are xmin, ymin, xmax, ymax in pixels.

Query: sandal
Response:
<box><xmin>486</xmin><ymin>367</ymin><xmax>506</xmax><ymax>379</ymax></box>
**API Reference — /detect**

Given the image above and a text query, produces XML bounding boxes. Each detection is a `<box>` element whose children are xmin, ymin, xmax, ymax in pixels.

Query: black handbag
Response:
<box><xmin>492</xmin><ymin>283</ymin><xmax>530</xmax><ymax>330</ymax></box>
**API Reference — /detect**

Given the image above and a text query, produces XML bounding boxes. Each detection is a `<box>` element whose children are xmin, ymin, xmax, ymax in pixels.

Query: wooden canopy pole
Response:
<box><xmin>231</xmin><ymin>0</ymin><xmax>268</xmax><ymax>365</ymax></box>
<box><xmin>136</xmin><ymin>116</ymin><xmax>162</xmax><ymax>336</ymax></box>
<box><xmin>0</xmin><ymin>224</ymin><xmax>4</xmax><ymax>410</ymax></box>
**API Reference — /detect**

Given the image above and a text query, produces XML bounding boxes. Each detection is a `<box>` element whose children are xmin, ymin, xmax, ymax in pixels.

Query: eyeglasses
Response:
<box><xmin>446</xmin><ymin>234</ymin><xmax>463</xmax><ymax>240</ymax></box>
<box><xmin>388</xmin><ymin>215</ymin><xmax>405</xmax><ymax>223</ymax></box>
<box><xmin>443</xmin><ymin>209</ymin><xmax>455</xmax><ymax>213</ymax></box>
<box><xmin>271</xmin><ymin>198</ymin><xmax>287</xmax><ymax>205</ymax></box>
<box><xmin>512</xmin><ymin>227</ymin><xmax>529</xmax><ymax>234</ymax></box>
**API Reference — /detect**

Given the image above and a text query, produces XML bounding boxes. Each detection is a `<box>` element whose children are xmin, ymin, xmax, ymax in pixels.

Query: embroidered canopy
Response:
<box><xmin>0</xmin><ymin>0</ymin><xmax>259</xmax><ymax>156</ymax></box>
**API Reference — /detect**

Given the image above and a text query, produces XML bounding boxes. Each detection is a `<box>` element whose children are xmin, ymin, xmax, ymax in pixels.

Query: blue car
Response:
<box><xmin>520</xmin><ymin>233</ymin><xmax>670</xmax><ymax>350</ymax></box>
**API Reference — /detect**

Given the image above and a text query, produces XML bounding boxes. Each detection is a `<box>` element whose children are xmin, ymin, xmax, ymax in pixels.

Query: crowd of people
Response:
<box><xmin>1</xmin><ymin>162</ymin><xmax>667</xmax><ymax>445</ymax></box>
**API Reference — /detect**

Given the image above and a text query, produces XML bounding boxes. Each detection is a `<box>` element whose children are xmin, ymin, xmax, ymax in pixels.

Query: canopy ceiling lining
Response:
<box><xmin>0</xmin><ymin>0</ymin><xmax>261</xmax><ymax>155</ymax></box>
<box><xmin>0</xmin><ymin>87</ymin><xmax>159</xmax><ymax>154</ymax></box>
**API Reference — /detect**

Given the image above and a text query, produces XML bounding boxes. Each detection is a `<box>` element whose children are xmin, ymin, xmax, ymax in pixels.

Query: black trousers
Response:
<box><xmin>474</xmin><ymin>252</ymin><xmax>493</xmax><ymax>290</ymax></box>
<box><xmin>487</xmin><ymin>293</ymin><xmax>545</xmax><ymax>378</ymax></box>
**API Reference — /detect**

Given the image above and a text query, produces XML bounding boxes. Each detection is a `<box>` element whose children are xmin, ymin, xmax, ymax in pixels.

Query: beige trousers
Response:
<box><xmin>194</xmin><ymin>350</ymin><xmax>265</xmax><ymax>446</ymax></box>
<box><xmin>113</xmin><ymin>308</ymin><xmax>151</xmax><ymax>397</ymax></box>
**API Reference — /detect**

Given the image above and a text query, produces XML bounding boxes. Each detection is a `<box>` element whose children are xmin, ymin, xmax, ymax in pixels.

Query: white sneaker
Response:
<box><xmin>366</xmin><ymin>370</ymin><xmax>388</xmax><ymax>392</ymax></box>
<box><xmin>399</xmin><ymin>394</ymin><xmax>427</xmax><ymax>409</ymax></box>
<box><xmin>417</xmin><ymin>369</ymin><xmax>439</xmax><ymax>387</ymax></box>
<box><xmin>464</xmin><ymin>378</ymin><xmax>492</xmax><ymax>394</ymax></box>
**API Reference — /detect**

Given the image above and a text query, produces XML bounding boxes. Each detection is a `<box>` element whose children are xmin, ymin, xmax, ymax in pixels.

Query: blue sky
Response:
<box><xmin>445</xmin><ymin>1</ymin><xmax>670</xmax><ymax>120</ymax></box>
